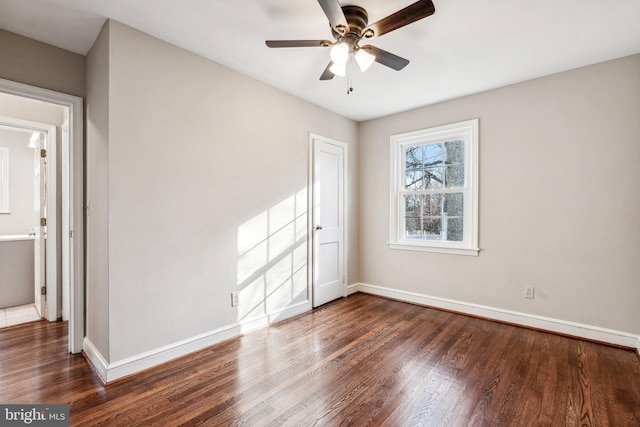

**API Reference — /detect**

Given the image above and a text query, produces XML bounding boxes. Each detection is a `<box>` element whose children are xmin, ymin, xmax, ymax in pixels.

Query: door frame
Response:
<box><xmin>0</xmin><ymin>78</ymin><xmax>84</xmax><ymax>354</ymax></box>
<box><xmin>308</xmin><ymin>133</ymin><xmax>348</xmax><ymax>307</ymax></box>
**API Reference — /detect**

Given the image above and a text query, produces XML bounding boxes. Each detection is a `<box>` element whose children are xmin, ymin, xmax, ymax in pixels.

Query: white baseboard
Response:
<box><xmin>346</xmin><ymin>284</ymin><xmax>359</xmax><ymax>296</ymax></box>
<box><xmin>353</xmin><ymin>283</ymin><xmax>640</xmax><ymax>349</ymax></box>
<box><xmin>82</xmin><ymin>338</ymin><xmax>109</xmax><ymax>382</ymax></box>
<box><xmin>83</xmin><ymin>300</ymin><xmax>312</xmax><ymax>383</ymax></box>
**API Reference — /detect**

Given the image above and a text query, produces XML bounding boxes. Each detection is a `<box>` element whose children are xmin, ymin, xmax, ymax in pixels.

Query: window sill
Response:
<box><xmin>388</xmin><ymin>242</ymin><xmax>479</xmax><ymax>256</ymax></box>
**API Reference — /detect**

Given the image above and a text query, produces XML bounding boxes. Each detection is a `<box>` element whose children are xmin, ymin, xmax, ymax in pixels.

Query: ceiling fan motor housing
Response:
<box><xmin>331</xmin><ymin>5</ymin><xmax>369</xmax><ymax>41</ymax></box>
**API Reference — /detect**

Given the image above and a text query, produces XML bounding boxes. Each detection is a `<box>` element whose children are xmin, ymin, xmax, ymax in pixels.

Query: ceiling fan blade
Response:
<box><xmin>317</xmin><ymin>0</ymin><xmax>350</xmax><ymax>34</ymax></box>
<box><xmin>266</xmin><ymin>40</ymin><xmax>332</xmax><ymax>48</ymax></box>
<box><xmin>364</xmin><ymin>0</ymin><xmax>435</xmax><ymax>38</ymax></box>
<box><xmin>361</xmin><ymin>45</ymin><xmax>410</xmax><ymax>71</ymax></box>
<box><xmin>320</xmin><ymin>62</ymin><xmax>335</xmax><ymax>80</ymax></box>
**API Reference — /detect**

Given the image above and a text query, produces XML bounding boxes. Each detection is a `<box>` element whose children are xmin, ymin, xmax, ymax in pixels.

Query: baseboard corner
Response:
<box><xmin>90</xmin><ymin>300</ymin><xmax>313</xmax><ymax>383</ymax></box>
<box><xmin>346</xmin><ymin>283</ymin><xmax>361</xmax><ymax>295</ymax></box>
<box><xmin>82</xmin><ymin>337</ymin><xmax>108</xmax><ymax>384</ymax></box>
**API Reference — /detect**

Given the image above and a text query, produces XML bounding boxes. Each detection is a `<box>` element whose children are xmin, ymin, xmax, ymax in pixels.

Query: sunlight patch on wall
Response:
<box><xmin>236</xmin><ymin>189</ymin><xmax>308</xmax><ymax>324</ymax></box>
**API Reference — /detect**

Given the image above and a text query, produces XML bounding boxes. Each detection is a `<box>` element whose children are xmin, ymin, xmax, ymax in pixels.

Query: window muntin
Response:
<box><xmin>390</xmin><ymin>119</ymin><xmax>478</xmax><ymax>256</ymax></box>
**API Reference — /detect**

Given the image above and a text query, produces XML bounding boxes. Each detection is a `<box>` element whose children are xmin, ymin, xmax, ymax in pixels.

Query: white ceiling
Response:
<box><xmin>1</xmin><ymin>0</ymin><xmax>639</xmax><ymax>122</ymax></box>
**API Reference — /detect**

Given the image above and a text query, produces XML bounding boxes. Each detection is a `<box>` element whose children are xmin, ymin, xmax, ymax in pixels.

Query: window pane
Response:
<box><xmin>445</xmin><ymin>164</ymin><xmax>464</xmax><ymax>188</ymax></box>
<box><xmin>445</xmin><ymin>140</ymin><xmax>464</xmax><ymax>164</ymax></box>
<box><xmin>424</xmin><ymin>167</ymin><xmax>444</xmax><ymax>189</ymax></box>
<box><xmin>405</xmin><ymin>146</ymin><xmax>423</xmax><ymax>170</ymax></box>
<box><xmin>405</xmin><ymin>169</ymin><xmax>423</xmax><ymax>190</ymax></box>
<box><xmin>423</xmin><ymin>143</ymin><xmax>443</xmax><ymax>167</ymax></box>
<box><xmin>405</xmin><ymin>218</ymin><xmax>422</xmax><ymax>240</ymax></box>
<box><xmin>423</xmin><ymin>218</ymin><xmax>442</xmax><ymax>240</ymax></box>
<box><xmin>446</xmin><ymin>217</ymin><xmax>464</xmax><ymax>242</ymax></box>
<box><xmin>404</xmin><ymin>195</ymin><xmax>421</xmax><ymax>216</ymax></box>
<box><xmin>423</xmin><ymin>194</ymin><xmax>442</xmax><ymax>217</ymax></box>
<box><xmin>444</xmin><ymin>193</ymin><xmax>463</xmax><ymax>216</ymax></box>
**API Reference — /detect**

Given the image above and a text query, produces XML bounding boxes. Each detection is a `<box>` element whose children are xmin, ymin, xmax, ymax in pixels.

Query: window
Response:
<box><xmin>0</xmin><ymin>147</ymin><xmax>8</xmax><ymax>213</ymax></box>
<box><xmin>389</xmin><ymin>119</ymin><xmax>478</xmax><ymax>256</ymax></box>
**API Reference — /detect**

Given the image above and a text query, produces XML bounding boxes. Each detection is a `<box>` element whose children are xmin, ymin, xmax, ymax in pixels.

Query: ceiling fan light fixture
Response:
<box><xmin>265</xmin><ymin>0</ymin><xmax>435</xmax><ymax>84</ymax></box>
<box><xmin>329</xmin><ymin>43</ymin><xmax>350</xmax><ymax>65</ymax></box>
<box><xmin>329</xmin><ymin>61</ymin><xmax>347</xmax><ymax>77</ymax></box>
<box><xmin>355</xmin><ymin>48</ymin><xmax>375</xmax><ymax>72</ymax></box>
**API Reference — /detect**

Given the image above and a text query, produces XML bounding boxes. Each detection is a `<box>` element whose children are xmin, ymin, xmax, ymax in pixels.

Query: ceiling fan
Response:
<box><xmin>266</xmin><ymin>0</ymin><xmax>435</xmax><ymax>83</ymax></box>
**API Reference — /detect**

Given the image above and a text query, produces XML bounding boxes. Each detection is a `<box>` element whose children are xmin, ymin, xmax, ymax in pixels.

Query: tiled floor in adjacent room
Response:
<box><xmin>0</xmin><ymin>303</ymin><xmax>41</xmax><ymax>328</ymax></box>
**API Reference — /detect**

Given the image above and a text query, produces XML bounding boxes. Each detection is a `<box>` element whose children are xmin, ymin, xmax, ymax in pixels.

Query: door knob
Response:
<box><xmin>314</xmin><ymin>225</ymin><xmax>323</xmax><ymax>231</ymax></box>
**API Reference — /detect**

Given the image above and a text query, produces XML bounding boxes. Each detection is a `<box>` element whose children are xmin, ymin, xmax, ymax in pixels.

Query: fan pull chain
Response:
<box><xmin>347</xmin><ymin>55</ymin><xmax>354</xmax><ymax>94</ymax></box>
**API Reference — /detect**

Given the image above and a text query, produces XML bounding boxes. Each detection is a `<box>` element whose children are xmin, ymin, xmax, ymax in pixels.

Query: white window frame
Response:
<box><xmin>389</xmin><ymin>119</ymin><xmax>479</xmax><ymax>256</ymax></box>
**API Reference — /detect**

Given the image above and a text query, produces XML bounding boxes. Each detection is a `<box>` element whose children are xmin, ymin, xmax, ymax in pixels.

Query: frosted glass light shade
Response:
<box><xmin>329</xmin><ymin>61</ymin><xmax>347</xmax><ymax>77</ymax></box>
<box><xmin>355</xmin><ymin>48</ymin><xmax>375</xmax><ymax>72</ymax></box>
<box><xmin>330</xmin><ymin>43</ymin><xmax>349</xmax><ymax>65</ymax></box>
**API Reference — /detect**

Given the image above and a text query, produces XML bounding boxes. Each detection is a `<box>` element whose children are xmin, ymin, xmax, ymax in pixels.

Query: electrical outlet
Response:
<box><xmin>524</xmin><ymin>286</ymin><xmax>535</xmax><ymax>299</ymax></box>
<box><xmin>231</xmin><ymin>291</ymin><xmax>240</xmax><ymax>307</ymax></box>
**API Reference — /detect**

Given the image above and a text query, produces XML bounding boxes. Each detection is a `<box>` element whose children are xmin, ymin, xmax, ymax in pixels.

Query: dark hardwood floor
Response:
<box><xmin>1</xmin><ymin>293</ymin><xmax>639</xmax><ymax>426</ymax></box>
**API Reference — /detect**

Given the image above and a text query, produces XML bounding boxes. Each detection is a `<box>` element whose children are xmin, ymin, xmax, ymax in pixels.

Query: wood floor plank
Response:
<box><xmin>1</xmin><ymin>293</ymin><xmax>639</xmax><ymax>426</ymax></box>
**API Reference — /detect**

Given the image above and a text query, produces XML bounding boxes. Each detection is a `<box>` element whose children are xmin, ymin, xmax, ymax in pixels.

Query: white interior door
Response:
<box><xmin>33</xmin><ymin>132</ymin><xmax>45</xmax><ymax>317</ymax></box>
<box><xmin>312</xmin><ymin>136</ymin><xmax>346</xmax><ymax>307</ymax></box>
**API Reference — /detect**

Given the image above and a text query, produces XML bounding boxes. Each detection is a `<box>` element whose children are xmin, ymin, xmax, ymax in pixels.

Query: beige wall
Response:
<box><xmin>0</xmin><ymin>29</ymin><xmax>85</xmax><ymax>98</ymax></box>
<box><xmin>0</xmin><ymin>129</ymin><xmax>33</xmax><ymax>235</ymax></box>
<box><xmin>358</xmin><ymin>54</ymin><xmax>640</xmax><ymax>335</ymax></box>
<box><xmin>0</xmin><ymin>239</ymin><xmax>34</xmax><ymax>308</ymax></box>
<box><xmin>86</xmin><ymin>21</ymin><xmax>358</xmax><ymax>363</ymax></box>
<box><xmin>85</xmin><ymin>22</ymin><xmax>111</xmax><ymax>360</ymax></box>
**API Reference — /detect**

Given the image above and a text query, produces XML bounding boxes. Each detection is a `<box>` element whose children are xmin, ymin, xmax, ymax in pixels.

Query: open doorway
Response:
<box><xmin>0</xmin><ymin>78</ymin><xmax>84</xmax><ymax>353</ymax></box>
<box><xmin>0</xmin><ymin>120</ymin><xmax>57</xmax><ymax>322</ymax></box>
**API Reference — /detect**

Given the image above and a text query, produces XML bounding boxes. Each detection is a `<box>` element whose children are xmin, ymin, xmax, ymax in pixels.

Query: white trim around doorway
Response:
<box><xmin>0</xmin><ymin>77</ymin><xmax>84</xmax><ymax>354</ymax></box>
